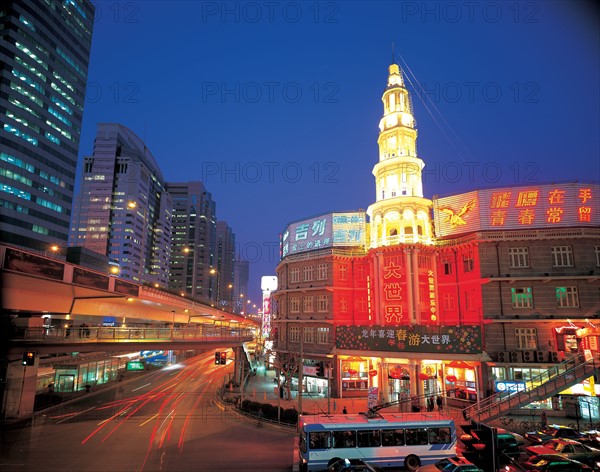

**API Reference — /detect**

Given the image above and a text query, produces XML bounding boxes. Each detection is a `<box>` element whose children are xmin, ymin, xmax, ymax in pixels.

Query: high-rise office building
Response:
<box><xmin>69</xmin><ymin>123</ymin><xmax>172</xmax><ymax>286</ymax></box>
<box><xmin>234</xmin><ymin>258</ymin><xmax>249</xmax><ymax>314</ymax></box>
<box><xmin>166</xmin><ymin>181</ymin><xmax>217</xmax><ymax>303</ymax></box>
<box><xmin>215</xmin><ymin>221</ymin><xmax>235</xmax><ymax>308</ymax></box>
<box><xmin>0</xmin><ymin>0</ymin><xmax>95</xmax><ymax>251</ymax></box>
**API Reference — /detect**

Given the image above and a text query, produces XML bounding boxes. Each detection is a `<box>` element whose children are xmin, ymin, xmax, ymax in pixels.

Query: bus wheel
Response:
<box><xmin>328</xmin><ymin>458</ymin><xmax>343</xmax><ymax>468</ymax></box>
<box><xmin>404</xmin><ymin>455</ymin><xmax>420</xmax><ymax>471</ymax></box>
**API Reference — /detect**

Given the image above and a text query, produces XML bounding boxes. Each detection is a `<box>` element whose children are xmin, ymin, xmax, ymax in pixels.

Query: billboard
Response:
<box><xmin>433</xmin><ymin>182</ymin><xmax>599</xmax><ymax>237</ymax></box>
<box><xmin>336</xmin><ymin>325</ymin><xmax>482</xmax><ymax>354</ymax></box>
<box><xmin>281</xmin><ymin>211</ymin><xmax>366</xmax><ymax>258</ymax></box>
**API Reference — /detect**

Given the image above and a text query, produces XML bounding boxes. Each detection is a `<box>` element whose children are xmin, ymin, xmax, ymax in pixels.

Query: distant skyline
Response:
<box><xmin>78</xmin><ymin>1</ymin><xmax>599</xmax><ymax>304</ymax></box>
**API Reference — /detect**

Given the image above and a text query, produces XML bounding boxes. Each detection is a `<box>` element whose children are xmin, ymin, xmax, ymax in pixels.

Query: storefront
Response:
<box><xmin>54</xmin><ymin>357</ymin><xmax>120</xmax><ymax>392</ymax></box>
<box><xmin>341</xmin><ymin>356</ymin><xmax>370</xmax><ymax>398</ymax></box>
<box><xmin>445</xmin><ymin>360</ymin><xmax>478</xmax><ymax>402</ymax></box>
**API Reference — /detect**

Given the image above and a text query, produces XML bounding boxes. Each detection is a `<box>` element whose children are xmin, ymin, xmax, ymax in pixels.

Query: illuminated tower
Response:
<box><xmin>367</xmin><ymin>63</ymin><xmax>433</xmax><ymax>247</ymax></box>
<box><xmin>367</xmin><ymin>63</ymin><xmax>438</xmax><ymax>328</ymax></box>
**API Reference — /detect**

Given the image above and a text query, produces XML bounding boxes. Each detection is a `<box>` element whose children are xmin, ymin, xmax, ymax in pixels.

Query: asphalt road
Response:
<box><xmin>1</xmin><ymin>353</ymin><xmax>296</xmax><ymax>471</ymax></box>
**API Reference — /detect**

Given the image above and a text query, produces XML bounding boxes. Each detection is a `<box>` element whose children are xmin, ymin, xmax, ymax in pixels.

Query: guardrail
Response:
<box><xmin>464</xmin><ymin>353</ymin><xmax>600</xmax><ymax>423</ymax></box>
<box><xmin>16</xmin><ymin>326</ymin><xmax>255</xmax><ymax>343</ymax></box>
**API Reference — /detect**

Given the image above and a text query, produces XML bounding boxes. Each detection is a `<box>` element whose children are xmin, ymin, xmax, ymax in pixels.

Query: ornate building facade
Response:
<box><xmin>272</xmin><ymin>62</ymin><xmax>600</xmax><ymax>411</ymax></box>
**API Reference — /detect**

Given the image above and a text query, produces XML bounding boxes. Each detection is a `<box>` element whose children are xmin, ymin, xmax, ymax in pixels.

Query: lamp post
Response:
<box><xmin>209</xmin><ymin>267</ymin><xmax>220</xmax><ymax>307</ymax></box>
<box><xmin>183</xmin><ymin>247</ymin><xmax>196</xmax><ymax>298</ymax></box>
<box><xmin>128</xmin><ymin>200</ymin><xmax>147</xmax><ymax>282</ymax></box>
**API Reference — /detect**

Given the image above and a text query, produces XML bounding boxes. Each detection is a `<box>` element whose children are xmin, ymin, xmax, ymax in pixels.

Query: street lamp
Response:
<box><xmin>182</xmin><ymin>246</ymin><xmax>197</xmax><ymax>299</ymax></box>
<box><xmin>227</xmin><ymin>283</ymin><xmax>233</xmax><ymax>311</ymax></box>
<box><xmin>209</xmin><ymin>267</ymin><xmax>220</xmax><ymax>307</ymax></box>
<box><xmin>45</xmin><ymin>243</ymin><xmax>64</xmax><ymax>258</ymax></box>
<box><xmin>127</xmin><ymin>200</ymin><xmax>147</xmax><ymax>283</ymax></box>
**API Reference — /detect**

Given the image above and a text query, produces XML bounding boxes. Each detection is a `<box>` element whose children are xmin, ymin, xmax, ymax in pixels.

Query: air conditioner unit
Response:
<box><xmin>548</xmin><ymin>351</ymin><xmax>559</xmax><ymax>363</ymax></box>
<box><xmin>497</xmin><ymin>352</ymin><xmax>510</xmax><ymax>363</ymax></box>
<box><xmin>535</xmin><ymin>351</ymin><xmax>547</xmax><ymax>363</ymax></box>
<box><xmin>509</xmin><ymin>351</ymin><xmax>520</xmax><ymax>363</ymax></box>
<box><xmin>522</xmin><ymin>351</ymin><xmax>535</xmax><ymax>363</ymax></box>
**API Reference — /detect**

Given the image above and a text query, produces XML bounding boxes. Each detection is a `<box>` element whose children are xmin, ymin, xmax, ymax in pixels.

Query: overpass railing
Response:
<box><xmin>16</xmin><ymin>325</ymin><xmax>255</xmax><ymax>343</ymax></box>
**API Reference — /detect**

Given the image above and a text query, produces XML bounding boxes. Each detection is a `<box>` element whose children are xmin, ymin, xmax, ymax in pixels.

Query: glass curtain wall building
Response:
<box><xmin>0</xmin><ymin>0</ymin><xmax>95</xmax><ymax>251</ymax></box>
<box><xmin>69</xmin><ymin>123</ymin><xmax>172</xmax><ymax>286</ymax></box>
<box><xmin>166</xmin><ymin>181</ymin><xmax>217</xmax><ymax>303</ymax></box>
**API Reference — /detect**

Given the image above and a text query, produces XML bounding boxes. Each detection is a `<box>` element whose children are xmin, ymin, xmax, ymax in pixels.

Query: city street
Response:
<box><xmin>1</xmin><ymin>353</ymin><xmax>296</xmax><ymax>472</ymax></box>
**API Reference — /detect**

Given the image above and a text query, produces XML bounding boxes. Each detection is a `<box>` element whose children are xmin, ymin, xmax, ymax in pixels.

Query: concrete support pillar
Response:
<box><xmin>233</xmin><ymin>346</ymin><xmax>244</xmax><ymax>386</ymax></box>
<box><xmin>2</xmin><ymin>360</ymin><xmax>38</xmax><ymax>419</ymax></box>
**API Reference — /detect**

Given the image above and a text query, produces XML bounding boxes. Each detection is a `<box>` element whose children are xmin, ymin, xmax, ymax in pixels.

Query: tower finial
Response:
<box><xmin>391</xmin><ymin>42</ymin><xmax>395</xmax><ymax>64</ymax></box>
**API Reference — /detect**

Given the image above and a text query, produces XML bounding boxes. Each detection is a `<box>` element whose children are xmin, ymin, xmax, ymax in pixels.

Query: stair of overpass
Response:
<box><xmin>463</xmin><ymin>353</ymin><xmax>600</xmax><ymax>424</ymax></box>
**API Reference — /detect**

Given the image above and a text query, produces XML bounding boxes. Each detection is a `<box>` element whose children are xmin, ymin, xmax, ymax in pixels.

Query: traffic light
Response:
<box><xmin>215</xmin><ymin>351</ymin><xmax>221</xmax><ymax>364</ymax></box>
<box><xmin>22</xmin><ymin>351</ymin><xmax>35</xmax><ymax>366</ymax></box>
<box><xmin>220</xmin><ymin>352</ymin><xmax>227</xmax><ymax>365</ymax></box>
<box><xmin>316</xmin><ymin>362</ymin><xmax>325</xmax><ymax>377</ymax></box>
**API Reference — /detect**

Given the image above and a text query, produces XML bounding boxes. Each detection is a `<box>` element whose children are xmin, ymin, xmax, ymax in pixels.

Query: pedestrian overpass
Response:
<box><xmin>0</xmin><ymin>244</ymin><xmax>259</xmax><ymax>420</ymax></box>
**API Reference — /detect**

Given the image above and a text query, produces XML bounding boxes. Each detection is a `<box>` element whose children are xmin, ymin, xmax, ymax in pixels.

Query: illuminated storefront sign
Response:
<box><xmin>422</xmin><ymin>269</ymin><xmax>437</xmax><ymax>322</ymax></box>
<box><xmin>280</xmin><ymin>211</ymin><xmax>366</xmax><ymax>258</ymax></box>
<box><xmin>494</xmin><ymin>380</ymin><xmax>526</xmax><ymax>393</ymax></box>
<box><xmin>336</xmin><ymin>325</ymin><xmax>482</xmax><ymax>354</ymax></box>
<box><xmin>434</xmin><ymin>183</ymin><xmax>599</xmax><ymax>237</ymax></box>
<box><xmin>379</xmin><ymin>256</ymin><xmax>408</xmax><ymax>324</ymax></box>
<box><xmin>261</xmin><ymin>276</ymin><xmax>277</xmax><ymax>338</ymax></box>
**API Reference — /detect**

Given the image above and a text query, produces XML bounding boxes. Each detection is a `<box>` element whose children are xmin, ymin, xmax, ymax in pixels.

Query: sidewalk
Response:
<box><xmin>228</xmin><ymin>364</ymin><xmax>579</xmax><ymax>434</ymax></box>
<box><xmin>226</xmin><ymin>365</ymin><xmax>372</xmax><ymax>416</ymax></box>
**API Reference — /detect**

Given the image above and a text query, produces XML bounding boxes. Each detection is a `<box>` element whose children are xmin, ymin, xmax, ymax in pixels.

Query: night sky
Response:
<box><xmin>79</xmin><ymin>1</ymin><xmax>599</xmax><ymax>304</ymax></box>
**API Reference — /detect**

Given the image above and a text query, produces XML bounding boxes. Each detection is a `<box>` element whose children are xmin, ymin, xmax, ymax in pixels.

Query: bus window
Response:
<box><xmin>357</xmin><ymin>430</ymin><xmax>381</xmax><ymax>448</ymax></box>
<box><xmin>382</xmin><ymin>429</ymin><xmax>405</xmax><ymax>446</ymax></box>
<box><xmin>439</xmin><ymin>427</ymin><xmax>451</xmax><ymax>443</ymax></box>
<box><xmin>332</xmin><ymin>430</ymin><xmax>356</xmax><ymax>448</ymax></box>
<box><xmin>406</xmin><ymin>428</ymin><xmax>428</xmax><ymax>446</ymax></box>
<box><xmin>309</xmin><ymin>432</ymin><xmax>330</xmax><ymax>450</ymax></box>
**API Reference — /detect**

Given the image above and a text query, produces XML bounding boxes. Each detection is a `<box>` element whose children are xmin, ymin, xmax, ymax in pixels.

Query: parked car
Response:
<box><xmin>416</xmin><ymin>455</ymin><xmax>483</xmax><ymax>472</ymax></box>
<box><xmin>497</xmin><ymin>427</ymin><xmax>526</xmax><ymax>446</ymax></box>
<box><xmin>582</xmin><ymin>430</ymin><xmax>600</xmax><ymax>448</ymax></box>
<box><xmin>526</xmin><ymin>438</ymin><xmax>600</xmax><ymax>464</ymax></box>
<box><xmin>520</xmin><ymin>453</ymin><xmax>593</xmax><ymax>471</ymax></box>
<box><xmin>327</xmin><ymin>458</ymin><xmax>384</xmax><ymax>472</ymax></box>
<box><xmin>525</xmin><ymin>425</ymin><xmax>591</xmax><ymax>444</ymax></box>
<box><xmin>460</xmin><ymin>428</ymin><xmax>521</xmax><ymax>456</ymax></box>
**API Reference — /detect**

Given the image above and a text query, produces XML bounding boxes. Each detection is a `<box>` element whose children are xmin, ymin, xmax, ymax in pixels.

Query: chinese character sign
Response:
<box><xmin>280</xmin><ymin>212</ymin><xmax>366</xmax><ymax>258</ymax></box>
<box><xmin>336</xmin><ymin>325</ymin><xmax>482</xmax><ymax>354</ymax></box>
<box><xmin>419</xmin><ymin>269</ymin><xmax>438</xmax><ymax>323</ymax></box>
<box><xmin>434</xmin><ymin>183</ymin><xmax>599</xmax><ymax>237</ymax></box>
<box><xmin>381</xmin><ymin>257</ymin><xmax>408</xmax><ymax>324</ymax></box>
<box><xmin>262</xmin><ymin>292</ymin><xmax>272</xmax><ymax>338</ymax></box>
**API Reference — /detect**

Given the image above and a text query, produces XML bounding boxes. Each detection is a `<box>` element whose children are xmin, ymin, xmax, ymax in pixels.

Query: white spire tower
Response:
<box><xmin>367</xmin><ymin>62</ymin><xmax>433</xmax><ymax>247</ymax></box>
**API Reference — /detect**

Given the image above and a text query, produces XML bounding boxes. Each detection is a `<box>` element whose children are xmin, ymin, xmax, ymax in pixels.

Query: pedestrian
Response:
<box><xmin>427</xmin><ymin>396</ymin><xmax>434</xmax><ymax>412</ymax></box>
<box><xmin>541</xmin><ymin>410</ymin><xmax>548</xmax><ymax>428</ymax></box>
<box><xmin>65</xmin><ymin>323</ymin><xmax>71</xmax><ymax>338</ymax></box>
<box><xmin>257</xmin><ymin>407</ymin><xmax>264</xmax><ymax>428</ymax></box>
<box><xmin>436</xmin><ymin>395</ymin><xmax>443</xmax><ymax>412</ymax></box>
<box><xmin>333</xmin><ymin>400</ymin><xmax>337</xmax><ymax>412</ymax></box>
<box><xmin>343</xmin><ymin>406</ymin><xmax>348</xmax><ymax>414</ymax></box>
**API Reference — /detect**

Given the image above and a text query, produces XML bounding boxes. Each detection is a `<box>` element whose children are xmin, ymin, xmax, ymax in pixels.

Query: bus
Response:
<box><xmin>298</xmin><ymin>412</ymin><xmax>456</xmax><ymax>472</ymax></box>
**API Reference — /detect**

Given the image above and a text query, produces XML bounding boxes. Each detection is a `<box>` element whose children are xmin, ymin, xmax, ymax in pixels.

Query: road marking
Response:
<box><xmin>139</xmin><ymin>413</ymin><xmax>158</xmax><ymax>426</ymax></box>
<box><xmin>132</xmin><ymin>383</ymin><xmax>151</xmax><ymax>392</ymax></box>
<box><xmin>56</xmin><ymin>406</ymin><xmax>95</xmax><ymax>424</ymax></box>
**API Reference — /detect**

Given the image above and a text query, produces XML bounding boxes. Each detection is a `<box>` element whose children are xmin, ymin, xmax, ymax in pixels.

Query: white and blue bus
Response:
<box><xmin>298</xmin><ymin>412</ymin><xmax>456</xmax><ymax>471</ymax></box>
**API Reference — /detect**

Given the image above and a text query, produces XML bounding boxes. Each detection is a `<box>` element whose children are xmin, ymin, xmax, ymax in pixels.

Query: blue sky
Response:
<box><xmin>79</xmin><ymin>1</ymin><xmax>600</xmax><ymax>304</ymax></box>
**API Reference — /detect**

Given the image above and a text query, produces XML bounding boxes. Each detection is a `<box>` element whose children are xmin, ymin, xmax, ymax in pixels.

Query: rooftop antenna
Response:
<box><xmin>391</xmin><ymin>41</ymin><xmax>395</xmax><ymax>63</ymax></box>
